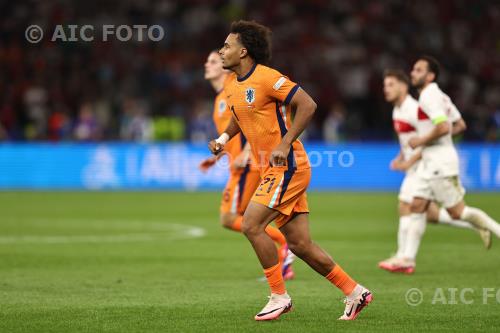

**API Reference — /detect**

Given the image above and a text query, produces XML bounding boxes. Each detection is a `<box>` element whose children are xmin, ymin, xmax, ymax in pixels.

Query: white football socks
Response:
<box><xmin>403</xmin><ymin>213</ymin><xmax>427</xmax><ymax>261</ymax></box>
<box><xmin>437</xmin><ymin>208</ymin><xmax>473</xmax><ymax>229</ymax></box>
<box><xmin>461</xmin><ymin>206</ymin><xmax>500</xmax><ymax>238</ymax></box>
<box><xmin>396</xmin><ymin>215</ymin><xmax>412</xmax><ymax>258</ymax></box>
<box><xmin>395</xmin><ymin>207</ymin><xmax>499</xmax><ymax>262</ymax></box>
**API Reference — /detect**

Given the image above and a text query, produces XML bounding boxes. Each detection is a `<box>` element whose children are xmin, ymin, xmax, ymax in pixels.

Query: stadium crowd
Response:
<box><xmin>0</xmin><ymin>0</ymin><xmax>498</xmax><ymax>142</ymax></box>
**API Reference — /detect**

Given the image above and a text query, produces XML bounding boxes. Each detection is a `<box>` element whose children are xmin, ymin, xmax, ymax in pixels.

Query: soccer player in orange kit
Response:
<box><xmin>199</xmin><ymin>50</ymin><xmax>295</xmax><ymax>279</ymax></box>
<box><xmin>208</xmin><ymin>20</ymin><xmax>372</xmax><ymax>321</ymax></box>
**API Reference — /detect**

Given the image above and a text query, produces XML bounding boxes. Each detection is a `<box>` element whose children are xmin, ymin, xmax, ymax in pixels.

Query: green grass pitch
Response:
<box><xmin>1</xmin><ymin>191</ymin><xmax>499</xmax><ymax>332</ymax></box>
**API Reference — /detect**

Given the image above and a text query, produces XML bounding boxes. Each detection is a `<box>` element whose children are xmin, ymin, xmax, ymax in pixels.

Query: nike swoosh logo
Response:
<box><xmin>345</xmin><ymin>304</ymin><xmax>355</xmax><ymax>317</ymax></box>
<box><xmin>345</xmin><ymin>292</ymin><xmax>370</xmax><ymax>317</ymax></box>
<box><xmin>257</xmin><ymin>307</ymin><xmax>283</xmax><ymax>317</ymax></box>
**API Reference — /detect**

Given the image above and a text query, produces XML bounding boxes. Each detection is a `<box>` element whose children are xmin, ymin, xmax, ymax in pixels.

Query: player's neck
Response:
<box><xmin>418</xmin><ymin>81</ymin><xmax>432</xmax><ymax>94</ymax></box>
<box><xmin>234</xmin><ymin>60</ymin><xmax>255</xmax><ymax>80</ymax></box>
<box><xmin>395</xmin><ymin>94</ymin><xmax>407</xmax><ymax>107</ymax></box>
<box><xmin>210</xmin><ymin>74</ymin><xmax>226</xmax><ymax>93</ymax></box>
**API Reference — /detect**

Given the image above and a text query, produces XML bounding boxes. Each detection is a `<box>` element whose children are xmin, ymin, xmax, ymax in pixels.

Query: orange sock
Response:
<box><xmin>263</xmin><ymin>263</ymin><xmax>286</xmax><ymax>295</ymax></box>
<box><xmin>230</xmin><ymin>216</ymin><xmax>242</xmax><ymax>232</ymax></box>
<box><xmin>265</xmin><ymin>225</ymin><xmax>286</xmax><ymax>246</ymax></box>
<box><xmin>325</xmin><ymin>264</ymin><xmax>357</xmax><ymax>296</ymax></box>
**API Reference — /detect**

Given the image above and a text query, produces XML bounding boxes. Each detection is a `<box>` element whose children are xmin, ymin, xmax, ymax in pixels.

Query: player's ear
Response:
<box><xmin>427</xmin><ymin>71</ymin><xmax>435</xmax><ymax>83</ymax></box>
<box><xmin>240</xmin><ymin>47</ymin><xmax>248</xmax><ymax>59</ymax></box>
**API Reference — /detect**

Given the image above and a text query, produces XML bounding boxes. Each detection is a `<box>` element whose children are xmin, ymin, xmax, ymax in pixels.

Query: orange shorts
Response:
<box><xmin>251</xmin><ymin>167</ymin><xmax>311</xmax><ymax>228</ymax></box>
<box><xmin>220</xmin><ymin>166</ymin><xmax>261</xmax><ymax>215</ymax></box>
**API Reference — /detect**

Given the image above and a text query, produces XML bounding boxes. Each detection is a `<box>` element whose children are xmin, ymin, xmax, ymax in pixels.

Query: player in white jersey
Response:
<box><xmin>389</xmin><ymin>56</ymin><xmax>500</xmax><ymax>273</ymax></box>
<box><xmin>378</xmin><ymin>69</ymin><xmax>491</xmax><ymax>274</ymax></box>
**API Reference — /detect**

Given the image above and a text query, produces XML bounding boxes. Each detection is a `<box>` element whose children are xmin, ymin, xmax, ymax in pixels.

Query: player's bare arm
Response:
<box><xmin>208</xmin><ymin>115</ymin><xmax>241</xmax><ymax>155</ymax></box>
<box><xmin>408</xmin><ymin>121</ymin><xmax>450</xmax><ymax>149</ymax></box>
<box><xmin>270</xmin><ymin>88</ymin><xmax>317</xmax><ymax>166</ymax></box>
<box><xmin>452</xmin><ymin>118</ymin><xmax>467</xmax><ymax>136</ymax></box>
<box><xmin>390</xmin><ymin>150</ymin><xmax>422</xmax><ymax>171</ymax></box>
<box><xmin>399</xmin><ymin>151</ymin><xmax>422</xmax><ymax>171</ymax></box>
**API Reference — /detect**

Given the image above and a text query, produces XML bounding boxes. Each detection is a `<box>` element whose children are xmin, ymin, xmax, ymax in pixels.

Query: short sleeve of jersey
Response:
<box><xmin>262</xmin><ymin>68</ymin><xmax>300</xmax><ymax>105</ymax></box>
<box><xmin>420</xmin><ymin>87</ymin><xmax>448</xmax><ymax>124</ymax></box>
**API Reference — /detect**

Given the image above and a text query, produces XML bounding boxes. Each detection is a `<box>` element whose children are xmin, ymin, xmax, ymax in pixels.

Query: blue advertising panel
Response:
<box><xmin>0</xmin><ymin>143</ymin><xmax>499</xmax><ymax>191</ymax></box>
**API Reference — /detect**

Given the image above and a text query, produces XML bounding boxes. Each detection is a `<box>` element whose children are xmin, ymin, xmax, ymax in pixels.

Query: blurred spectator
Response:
<box><xmin>47</xmin><ymin>105</ymin><xmax>71</xmax><ymax>141</ymax></box>
<box><xmin>492</xmin><ymin>110</ymin><xmax>500</xmax><ymax>141</ymax></box>
<box><xmin>323</xmin><ymin>102</ymin><xmax>346</xmax><ymax>143</ymax></box>
<box><xmin>73</xmin><ymin>102</ymin><xmax>101</xmax><ymax>141</ymax></box>
<box><xmin>189</xmin><ymin>100</ymin><xmax>217</xmax><ymax>143</ymax></box>
<box><xmin>120</xmin><ymin>98</ymin><xmax>154</xmax><ymax>142</ymax></box>
<box><xmin>0</xmin><ymin>99</ymin><xmax>16</xmax><ymax>140</ymax></box>
<box><xmin>23</xmin><ymin>80</ymin><xmax>48</xmax><ymax>140</ymax></box>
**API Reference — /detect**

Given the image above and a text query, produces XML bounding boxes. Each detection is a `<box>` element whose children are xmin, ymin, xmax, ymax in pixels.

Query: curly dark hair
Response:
<box><xmin>418</xmin><ymin>55</ymin><xmax>440</xmax><ymax>81</ymax></box>
<box><xmin>230</xmin><ymin>20</ymin><xmax>272</xmax><ymax>65</ymax></box>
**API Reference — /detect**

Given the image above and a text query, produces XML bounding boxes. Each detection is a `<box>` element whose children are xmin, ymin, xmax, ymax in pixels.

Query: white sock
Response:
<box><xmin>437</xmin><ymin>208</ymin><xmax>473</xmax><ymax>229</ymax></box>
<box><xmin>461</xmin><ymin>206</ymin><xmax>500</xmax><ymax>237</ymax></box>
<box><xmin>396</xmin><ymin>216</ymin><xmax>412</xmax><ymax>258</ymax></box>
<box><xmin>438</xmin><ymin>208</ymin><xmax>452</xmax><ymax>223</ymax></box>
<box><xmin>403</xmin><ymin>213</ymin><xmax>427</xmax><ymax>261</ymax></box>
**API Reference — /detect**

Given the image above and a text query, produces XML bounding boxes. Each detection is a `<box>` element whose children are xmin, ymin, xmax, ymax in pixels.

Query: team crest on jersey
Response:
<box><xmin>218</xmin><ymin>100</ymin><xmax>226</xmax><ymax>117</ymax></box>
<box><xmin>245</xmin><ymin>87</ymin><xmax>255</xmax><ymax>104</ymax></box>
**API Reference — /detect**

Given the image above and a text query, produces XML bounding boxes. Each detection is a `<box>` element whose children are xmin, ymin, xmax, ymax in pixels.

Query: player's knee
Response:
<box><xmin>447</xmin><ymin>202</ymin><xmax>465</xmax><ymax>220</ymax></box>
<box><xmin>220</xmin><ymin>214</ymin><xmax>235</xmax><ymax>229</ymax></box>
<box><xmin>448</xmin><ymin>209</ymin><xmax>461</xmax><ymax>220</ymax></box>
<box><xmin>287</xmin><ymin>239</ymin><xmax>311</xmax><ymax>256</ymax></box>
<box><xmin>399</xmin><ymin>202</ymin><xmax>411</xmax><ymax>216</ymax></box>
<box><xmin>241</xmin><ymin>219</ymin><xmax>258</xmax><ymax>237</ymax></box>
<box><xmin>410</xmin><ymin>200</ymin><xmax>427</xmax><ymax>213</ymax></box>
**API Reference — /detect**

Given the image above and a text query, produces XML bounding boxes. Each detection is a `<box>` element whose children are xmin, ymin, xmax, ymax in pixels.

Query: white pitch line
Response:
<box><xmin>0</xmin><ymin>219</ymin><xmax>206</xmax><ymax>244</ymax></box>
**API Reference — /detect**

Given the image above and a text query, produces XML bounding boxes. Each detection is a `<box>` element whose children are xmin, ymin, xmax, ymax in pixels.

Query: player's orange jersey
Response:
<box><xmin>212</xmin><ymin>89</ymin><xmax>244</xmax><ymax>165</ymax></box>
<box><xmin>213</xmin><ymin>88</ymin><xmax>260</xmax><ymax>215</ymax></box>
<box><xmin>223</xmin><ymin>64</ymin><xmax>310</xmax><ymax>175</ymax></box>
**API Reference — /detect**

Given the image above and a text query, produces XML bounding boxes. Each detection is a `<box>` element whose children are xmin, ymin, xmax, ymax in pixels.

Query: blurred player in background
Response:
<box><xmin>390</xmin><ymin>56</ymin><xmax>500</xmax><ymax>273</ymax></box>
<box><xmin>199</xmin><ymin>50</ymin><xmax>294</xmax><ymax>279</ymax></box>
<box><xmin>210</xmin><ymin>20</ymin><xmax>372</xmax><ymax>321</ymax></box>
<box><xmin>379</xmin><ymin>69</ymin><xmax>491</xmax><ymax>274</ymax></box>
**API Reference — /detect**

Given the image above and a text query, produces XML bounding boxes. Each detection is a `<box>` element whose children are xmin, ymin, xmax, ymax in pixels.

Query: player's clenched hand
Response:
<box><xmin>390</xmin><ymin>159</ymin><xmax>408</xmax><ymax>171</ymax></box>
<box><xmin>390</xmin><ymin>156</ymin><xmax>405</xmax><ymax>171</ymax></box>
<box><xmin>208</xmin><ymin>140</ymin><xmax>224</xmax><ymax>155</ymax></box>
<box><xmin>270</xmin><ymin>142</ymin><xmax>291</xmax><ymax>167</ymax></box>
<box><xmin>199</xmin><ymin>156</ymin><xmax>217</xmax><ymax>173</ymax></box>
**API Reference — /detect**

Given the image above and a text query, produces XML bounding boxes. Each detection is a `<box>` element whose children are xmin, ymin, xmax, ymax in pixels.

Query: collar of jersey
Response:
<box><xmin>423</xmin><ymin>82</ymin><xmax>438</xmax><ymax>93</ymax></box>
<box><xmin>237</xmin><ymin>63</ymin><xmax>257</xmax><ymax>82</ymax></box>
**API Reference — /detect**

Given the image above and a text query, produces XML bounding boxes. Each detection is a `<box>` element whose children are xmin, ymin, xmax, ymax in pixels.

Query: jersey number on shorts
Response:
<box><xmin>258</xmin><ymin>177</ymin><xmax>276</xmax><ymax>194</ymax></box>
